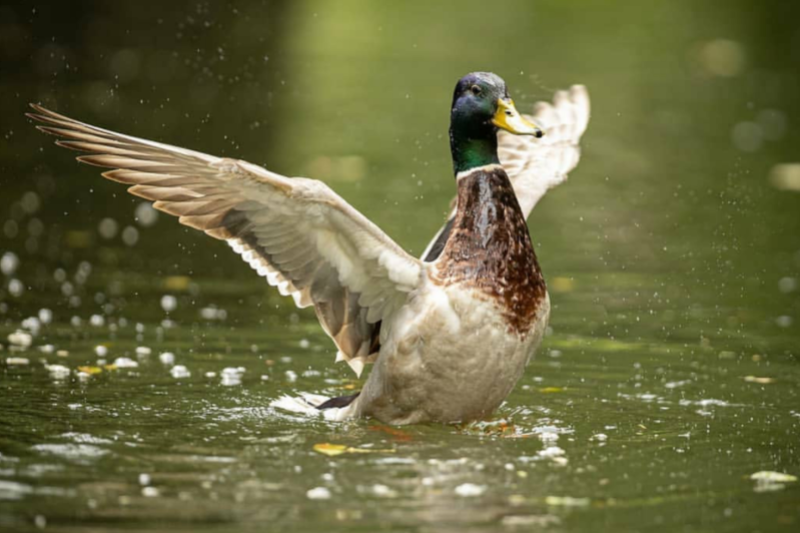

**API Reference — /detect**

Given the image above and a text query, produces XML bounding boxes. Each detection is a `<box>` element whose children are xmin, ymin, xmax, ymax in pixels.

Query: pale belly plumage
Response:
<box><xmin>347</xmin><ymin>278</ymin><xmax>550</xmax><ymax>425</ymax></box>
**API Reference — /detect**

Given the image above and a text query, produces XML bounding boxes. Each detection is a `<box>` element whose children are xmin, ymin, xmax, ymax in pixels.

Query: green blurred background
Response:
<box><xmin>1</xmin><ymin>1</ymin><xmax>799</xmax><ymax>531</ymax></box>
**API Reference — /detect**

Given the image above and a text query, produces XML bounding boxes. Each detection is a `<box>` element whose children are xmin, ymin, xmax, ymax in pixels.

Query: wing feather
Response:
<box><xmin>28</xmin><ymin>104</ymin><xmax>424</xmax><ymax>376</ymax></box>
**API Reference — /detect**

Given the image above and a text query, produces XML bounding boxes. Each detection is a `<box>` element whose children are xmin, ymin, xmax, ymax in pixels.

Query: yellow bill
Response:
<box><xmin>492</xmin><ymin>98</ymin><xmax>544</xmax><ymax>137</ymax></box>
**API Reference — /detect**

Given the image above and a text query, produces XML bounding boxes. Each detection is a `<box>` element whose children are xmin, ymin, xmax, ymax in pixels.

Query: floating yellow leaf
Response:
<box><xmin>539</xmin><ymin>387</ymin><xmax>563</xmax><ymax>393</ymax></box>
<box><xmin>104</xmin><ymin>364</ymin><xmax>118</xmax><ymax>371</ymax></box>
<box><xmin>313</xmin><ymin>443</ymin><xmax>395</xmax><ymax>457</ymax></box>
<box><xmin>77</xmin><ymin>366</ymin><xmax>103</xmax><ymax>375</ymax></box>
<box><xmin>314</xmin><ymin>443</ymin><xmax>348</xmax><ymax>456</ymax></box>
<box><xmin>743</xmin><ymin>376</ymin><xmax>775</xmax><ymax>384</ymax></box>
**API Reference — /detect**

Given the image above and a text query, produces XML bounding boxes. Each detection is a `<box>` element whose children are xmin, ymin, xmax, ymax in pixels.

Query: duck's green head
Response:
<box><xmin>450</xmin><ymin>72</ymin><xmax>543</xmax><ymax>175</ymax></box>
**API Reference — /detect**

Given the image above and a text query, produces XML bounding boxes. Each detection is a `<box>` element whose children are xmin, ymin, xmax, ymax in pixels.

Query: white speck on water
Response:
<box><xmin>538</xmin><ymin>446</ymin><xmax>565</xmax><ymax>458</ymax></box>
<box><xmin>7</xmin><ymin>330</ymin><xmax>32</xmax><ymax>348</ymax></box>
<box><xmin>221</xmin><ymin>367</ymin><xmax>244</xmax><ymax>386</ymax></box>
<box><xmin>778</xmin><ymin>277</ymin><xmax>797</xmax><ymax>294</ymax></box>
<box><xmin>170</xmin><ymin>365</ymin><xmax>190</xmax><ymax>379</ymax></box>
<box><xmin>135</xmin><ymin>346</ymin><xmax>152</xmax><ymax>357</ymax></box>
<box><xmin>776</xmin><ymin>315</ymin><xmax>792</xmax><ymax>328</ymax></box>
<box><xmin>680</xmin><ymin>398</ymin><xmax>731</xmax><ymax>407</ymax></box>
<box><xmin>545</xmin><ymin>495</ymin><xmax>591</xmax><ymax>507</ymax></box>
<box><xmin>591</xmin><ymin>433</ymin><xmax>608</xmax><ymax>442</ymax></box>
<box><xmin>8</xmin><ymin>278</ymin><xmax>24</xmax><ymax>297</ymax></box>
<box><xmin>45</xmin><ymin>364</ymin><xmax>70</xmax><ymax>380</ymax></box>
<box><xmin>538</xmin><ymin>431</ymin><xmax>560</xmax><ymax>443</ymax></box>
<box><xmin>159</xmin><ymin>352</ymin><xmax>175</xmax><ymax>366</ymax></box>
<box><xmin>39</xmin><ymin>344</ymin><xmax>55</xmax><ymax>354</ymax></box>
<box><xmin>200</xmin><ymin>306</ymin><xmax>227</xmax><ymax>320</ymax></box>
<box><xmin>94</xmin><ymin>345</ymin><xmax>108</xmax><ymax>357</ymax></box>
<box><xmin>306</xmin><ymin>486</ymin><xmax>331</xmax><ymax>500</ymax></box>
<box><xmin>89</xmin><ymin>315</ymin><xmax>105</xmax><ymax>327</ymax></box>
<box><xmin>454</xmin><ymin>483</ymin><xmax>486</xmax><ymax>497</ymax></box>
<box><xmin>121</xmin><ymin>226</ymin><xmax>139</xmax><ymax>246</ymax></box>
<box><xmin>34</xmin><ymin>514</ymin><xmax>46</xmax><ymax>529</ymax></box>
<box><xmin>98</xmin><ymin>218</ymin><xmax>119</xmax><ymax>239</ymax></box>
<box><xmin>665</xmin><ymin>379</ymin><xmax>690</xmax><ymax>389</ymax></box>
<box><xmin>56</xmin><ymin>350</ymin><xmax>69</xmax><ymax>357</ymax></box>
<box><xmin>134</xmin><ymin>202</ymin><xmax>159</xmax><ymax>227</ymax></box>
<box><xmin>6</xmin><ymin>357</ymin><xmax>30</xmax><ymax>365</ymax></box>
<box><xmin>142</xmin><ymin>486</ymin><xmax>160</xmax><ymax>497</ymax></box>
<box><xmin>38</xmin><ymin>308</ymin><xmax>53</xmax><ymax>324</ymax></box>
<box><xmin>0</xmin><ymin>480</ymin><xmax>33</xmax><ymax>500</ymax></box>
<box><xmin>21</xmin><ymin>316</ymin><xmax>41</xmax><ymax>335</ymax></box>
<box><xmin>32</xmin><ymin>443</ymin><xmax>109</xmax><ymax>461</ymax></box>
<box><xmin>113</xmin><ymin>357</ymin><xmax>139</xmax><ymax>369</ymax></box>
<box><xmin>139</xmin><ymin>473</ymin><xmax>151</xmax><ymax>485</ymax></box>
<box><xmin>285</xmin><ymin>370</ymin><xmax>297</xmax><ymax>382</ymax></box>
<box><xmin>205</xmin><ymin>371</ymin><xmax>217</xmax><ymax>378</ymax></box>
<box><xmin>1</xmin><ymin>251</ymin><xmax>19</xmax><ymax>276</ymax></box>
<box><xmin>371</xmin><ymin>484</ymin><xmax>397</xmax><ymax>498</ymax></box>
<box><xmin>260</xmin><ymin>374</ymin><xmax>269</xmax><ymax>381</ymax></box>
<box><xmin>160</xmin><ymin>294</ymin><xmax>177</xmax><ymax>312</ymax></box>
<box><xmin>299</xmin><ymin>338</ymin><xmax>310</xmax><ymax>349</ymax></box>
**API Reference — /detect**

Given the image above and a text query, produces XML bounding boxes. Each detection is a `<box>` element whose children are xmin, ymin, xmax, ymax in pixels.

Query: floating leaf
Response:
<box><xmin>313</xmin><ymin>443</ymin><xmax>395</xmax><ymax>457</ymax></box>
<box><xmin>539</xmin><ymin>387</ymin><xmax>563</xmax><ymax>393</ymax></box>
<box><xmin>77</xmin><ymin>365</ymin><xmax>103</xmax><ymax>375</ymax></box>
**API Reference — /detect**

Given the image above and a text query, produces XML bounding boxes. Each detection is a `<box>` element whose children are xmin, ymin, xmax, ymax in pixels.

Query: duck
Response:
<box><xmin>28</xmin><ymin>72</ymin><xmax>590</xmax><ymax>425</ymax></box>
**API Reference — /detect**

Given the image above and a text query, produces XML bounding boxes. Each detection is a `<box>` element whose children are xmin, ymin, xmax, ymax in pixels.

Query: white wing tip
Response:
<box><xmin>347</xmin><ymin>357</ymin><xmax>365</xmax><ymax>378</ymax></box>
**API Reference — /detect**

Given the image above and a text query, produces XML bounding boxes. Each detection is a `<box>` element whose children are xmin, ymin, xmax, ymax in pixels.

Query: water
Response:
<box><xmin>2</xmin><ymin>0</ymin><xmax>799</xmax><ymax>531</ymax></box>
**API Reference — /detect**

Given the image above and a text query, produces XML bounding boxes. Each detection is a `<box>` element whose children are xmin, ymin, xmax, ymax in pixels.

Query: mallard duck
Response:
<box><xmin>28</xmin><ymin>72</ymin><xmax>589</xmax><ymax>425</ymax></box>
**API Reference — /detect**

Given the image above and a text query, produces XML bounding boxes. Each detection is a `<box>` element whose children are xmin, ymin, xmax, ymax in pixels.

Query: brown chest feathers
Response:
<box><xmin>433</xmin><ymin>166</ymin><xmax>547</xmax><ymax>337</ymax></box>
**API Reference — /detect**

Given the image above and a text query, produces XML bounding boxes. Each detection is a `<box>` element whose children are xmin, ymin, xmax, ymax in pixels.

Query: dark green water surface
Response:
<box><xmin>1</xmin><ymin>1</ymin><xmax>799</xmax><ymax>531</ymax></box>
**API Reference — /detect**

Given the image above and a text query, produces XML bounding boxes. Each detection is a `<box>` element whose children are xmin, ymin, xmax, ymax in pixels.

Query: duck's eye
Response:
<box><xmin>470</xmin><ymin>85</ymin><xmax>482</xmax><ymax>96</ymax></box>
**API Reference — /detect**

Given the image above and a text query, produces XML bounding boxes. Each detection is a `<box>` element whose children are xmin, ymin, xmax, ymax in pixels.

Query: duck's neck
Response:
<box><xmin>449</xmin><ymin>124</ymin><xmax>499</xmax><ymax>175</ymax></box>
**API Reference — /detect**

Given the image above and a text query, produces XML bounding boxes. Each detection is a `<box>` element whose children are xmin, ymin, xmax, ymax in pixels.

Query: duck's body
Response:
<box><xmin>348</xmin><ymin>164</ymin><xmax>550</xmax><ymax>424</ymax></box>
<box><xmin>28</xmin><ymin>72</ymin><xmax>590</xmax><ymax>425</ymax></box>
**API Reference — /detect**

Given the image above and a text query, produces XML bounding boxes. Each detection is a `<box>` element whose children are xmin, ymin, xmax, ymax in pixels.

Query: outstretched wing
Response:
<box><xmin>422</xmin><ymin>85</ymin><xmax>590</xmax><ymax>261</ymax></box>
<box><xmin>28</xmin><ymin>105</ymin><xmax>423</xmax><ymax>376</ymax></box>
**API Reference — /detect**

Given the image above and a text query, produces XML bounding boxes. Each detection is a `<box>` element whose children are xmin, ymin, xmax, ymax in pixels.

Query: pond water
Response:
<box><xmin>1</xmin><ymin>1</ymin><xmax>799</xmax><ymax>531</ymax></box>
